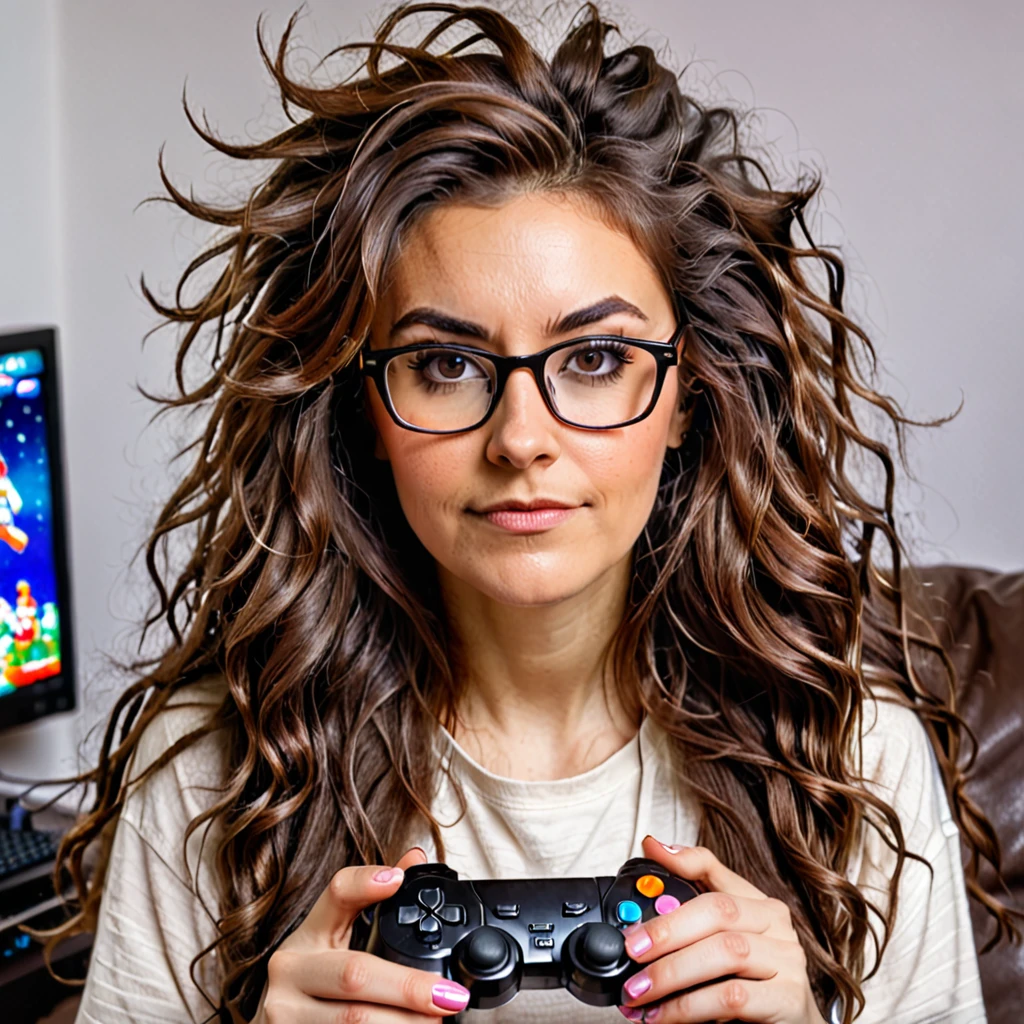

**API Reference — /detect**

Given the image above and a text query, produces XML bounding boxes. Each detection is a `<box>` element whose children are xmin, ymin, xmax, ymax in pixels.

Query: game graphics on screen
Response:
<box><xmin>0</xmin><ymin>347</ymin><xmax>61</xmax><ymax>699</ymax></box>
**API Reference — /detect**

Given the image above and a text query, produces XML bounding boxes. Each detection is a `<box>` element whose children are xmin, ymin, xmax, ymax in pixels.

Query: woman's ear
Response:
<box><xmin>666</xmin><ymin>358</ymin><xmax>696</xmax><ymax>450</ymax></box>
<box><xmin>359</xmin><ymin>380</ymin><xmax>391</xmax><ymax>462</ymax></box>
<box><xmin>666</xmin><ymin>396</ymin><xmax>693</xmax><ymax>450</ymax></box>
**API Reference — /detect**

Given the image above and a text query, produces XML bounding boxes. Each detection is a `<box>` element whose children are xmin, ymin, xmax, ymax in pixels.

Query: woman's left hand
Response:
<box><xmin>616</xmin><ymin>836</ymin><xmax>828</xmax><ymax>1023</ymax></box>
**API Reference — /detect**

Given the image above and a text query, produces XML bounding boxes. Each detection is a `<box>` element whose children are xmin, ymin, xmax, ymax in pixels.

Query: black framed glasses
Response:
<box><xmin>359</xmin><ymin>319</ymin><xmax>687</xmax><ymax>434</ymax></box>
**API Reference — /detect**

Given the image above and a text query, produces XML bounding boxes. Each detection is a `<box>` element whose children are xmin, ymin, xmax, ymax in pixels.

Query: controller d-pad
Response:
<box><xmin>438</xmin><ymin>904</ymin><xmax>465</xmax><ymax>925</ymax></box>
<box><xmin>417</xmin><ymin>915</ymin><xmax>442</xmax><ymax>943</ymax></box>
<box><xmin>417</xmin><ymin>887</ymin><xmax>443</xmax><ymax>910</ymax></box>
<box><xmin>397</xmin><ymin>905</ymin><xmax>423</xmax><ymax>925</ymax></box>
<box><xmin>397</xmin><ymin>884</ymin><xmax>466</xmax><ymax>942</ymax></box>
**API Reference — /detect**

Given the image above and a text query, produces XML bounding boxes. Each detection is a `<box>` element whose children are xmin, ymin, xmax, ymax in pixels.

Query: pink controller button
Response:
<box><xmin>654</xmin><ymin>894</ymin><xmax>680</xmax><ymax>915</ymax></box>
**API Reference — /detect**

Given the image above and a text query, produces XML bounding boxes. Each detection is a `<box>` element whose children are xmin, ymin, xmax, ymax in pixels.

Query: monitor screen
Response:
<box><xmin>0</xmin><ymin>328</ymin><xmax>75</xmax><ymax>730</ymax></box>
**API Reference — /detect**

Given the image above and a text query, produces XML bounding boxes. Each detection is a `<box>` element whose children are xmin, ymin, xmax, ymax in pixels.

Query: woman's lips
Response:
<box><xmin>478</xmin><ymin>506</ymin><xmax>580</xmax><ymax>533</ymax></box>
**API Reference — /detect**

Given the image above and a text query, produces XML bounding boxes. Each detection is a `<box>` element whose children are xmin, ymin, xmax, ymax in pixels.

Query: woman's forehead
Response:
<box><xmin>391</xmin><ymin>194</ymin><xmax>650</xmax><ymax>276</ymax></box>
<box><xmin>373</xmin><ymin>197</ymin><xmax>669</xmax><ymax>343</ymax></box>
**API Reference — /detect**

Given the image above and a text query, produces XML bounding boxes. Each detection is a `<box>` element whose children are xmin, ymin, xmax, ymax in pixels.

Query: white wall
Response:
<box><xmin>1</xmin><ymin>0</ymin><xmax>1022</xmax><ymax>792</ymax></box>
<box><xmin>0</xmin><ymin>0</ymin><xmax>78</xmax><ymax>790</ymax></box>
<box><xmin>0</xmin><ymin>2</ymin><xmax>60</xmax><ymax>325</ymax></box>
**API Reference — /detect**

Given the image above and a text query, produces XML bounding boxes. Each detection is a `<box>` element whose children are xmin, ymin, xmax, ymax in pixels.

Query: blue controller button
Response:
<box><xmin>616</xmin><ymin>899</ymin><xmax>642</xmax><ymax>924</ymax></box>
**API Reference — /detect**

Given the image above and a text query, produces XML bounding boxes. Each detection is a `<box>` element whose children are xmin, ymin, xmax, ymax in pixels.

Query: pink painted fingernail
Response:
<box><xmin>623</xmin><ymin>970</ymin><xmax>652</xmax><ymax>1001</ymax></box>
<box><xmin>618</xmin><ymin>1002</ymin><xmax>660</xmax><ymax>1020</ymax></box>
<box><xmin>645</xmin><ymin>834</ymin><xmax>684</xmax><ymax>854</ymax></box>
<box><xmin>373</xmin><ymin>867</ymin><xmax>403</xmax><ymax>884</ymax></box>
<box><xmin>432</xmin><ymin>981</ymin><xmax>470</xmax><ymax>1011</ymax></box>
<box><xmin>625</xmin><ymin>927</ymin><xmax>652</xmax><ymax>957</ymax></box>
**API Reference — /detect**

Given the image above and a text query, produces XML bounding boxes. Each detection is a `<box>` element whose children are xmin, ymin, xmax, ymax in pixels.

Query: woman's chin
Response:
<box><xmin>481</xmin><ymin>583</ymin><xmax>584</xmax><ymax>608</ymax></box>
<box><xmin>454</xmin><ymin>558</ymin><xmax>613</xmax><ymax>609</ymax></box>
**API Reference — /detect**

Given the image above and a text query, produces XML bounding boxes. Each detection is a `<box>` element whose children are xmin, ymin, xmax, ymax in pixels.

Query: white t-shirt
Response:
<box><xmin>74</xmin><ymin>675</ymin><xmax>988</xmax><ymax>1024</ymax></box>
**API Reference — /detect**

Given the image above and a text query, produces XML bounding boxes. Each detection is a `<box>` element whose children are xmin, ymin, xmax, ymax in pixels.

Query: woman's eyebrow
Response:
<box><xmin>387</xmin><ymin>294</ymin><xmax>649</xmax><ymax>344</ymax></box>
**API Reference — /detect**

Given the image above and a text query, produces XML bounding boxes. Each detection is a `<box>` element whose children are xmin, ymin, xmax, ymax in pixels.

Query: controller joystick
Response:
<box><xmin>451</xmin><ymin>926</ymin><xmax>522</xmax><ymax>1009</ymax></box>
<box><xmin>579</xmin><ymin>922</ymin><xmax>625</xmax><ymax>970</ymax></box>
<box><xmin>461</xmin><ymin>926</ymin><xmax>510</xmax><ymax>973</ymax></box>
<box><xmin>563</xmin><ymin>920</ymin><xmax>632</xmax><ymax>1004</ymax></box>
<box><xmin>351</xmin><ymin>857</ymin><xmax>699</xmax><ymax>1010</ymax></box>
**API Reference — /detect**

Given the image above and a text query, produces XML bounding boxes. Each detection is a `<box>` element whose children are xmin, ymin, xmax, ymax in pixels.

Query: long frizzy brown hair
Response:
<box><xmin>38</xmin><ymin>2</ymin><xmax>1019</xmax><ymax>1021</ymax></box>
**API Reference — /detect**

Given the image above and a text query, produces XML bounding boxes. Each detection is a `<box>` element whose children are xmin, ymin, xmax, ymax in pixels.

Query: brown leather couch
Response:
<box><xmin>901</xmin><ymin>563</ymin><xmax>1024</xmax><ymax>1023</ymax></box>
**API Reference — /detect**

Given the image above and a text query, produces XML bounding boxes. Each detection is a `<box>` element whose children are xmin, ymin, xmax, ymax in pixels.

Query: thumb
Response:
<box><xmin>395</xmin><ymin>845</ymin><xmax>429</xmax><ymax>871</ymax></box>
<box><xmin>640</xmin><ymin>835</ymin><xmax>765</xmax><ymax>900</ymax></box>
<box><xmin>296</xmin><ymin>863</ymin><xmax>407</xmax><ymax>949</ymax></box>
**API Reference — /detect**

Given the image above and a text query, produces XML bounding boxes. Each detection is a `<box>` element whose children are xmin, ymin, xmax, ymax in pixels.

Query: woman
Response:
<box><xmin>51</xmin><ymin>3</ymin><xmax>1017</xmax><ymax>1023</ymax></box>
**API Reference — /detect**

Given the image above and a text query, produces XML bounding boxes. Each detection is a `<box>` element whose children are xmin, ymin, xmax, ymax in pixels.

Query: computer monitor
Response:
<box><xmin>0</xmin><ymin>327</ymin><xmax>75</xmax><ymax>732</ymax></box>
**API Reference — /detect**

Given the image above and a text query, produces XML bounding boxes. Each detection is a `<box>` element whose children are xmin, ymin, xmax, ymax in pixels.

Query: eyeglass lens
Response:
<box><xmin>383</xmin><ymin>339</ymin><xmax>661</xmax><ymax>431</ymax></box>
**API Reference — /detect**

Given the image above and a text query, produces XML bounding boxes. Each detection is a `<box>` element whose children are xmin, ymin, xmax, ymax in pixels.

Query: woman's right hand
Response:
<box><xmin>252</xmin><ymin>847</ymin><xmax>471</xmax><ymax>1022</ymax></box>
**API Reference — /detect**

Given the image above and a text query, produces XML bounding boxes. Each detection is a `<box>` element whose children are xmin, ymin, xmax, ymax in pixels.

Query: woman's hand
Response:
<box><xmin>616</xmin><ymin>836</ymin><xmax>827</xmax><ymax>1023</ymax></box>
<box><xmin>251</xmin><ymin>847</ymin><xmax>471</xmax><ymax>1022</ymax></box>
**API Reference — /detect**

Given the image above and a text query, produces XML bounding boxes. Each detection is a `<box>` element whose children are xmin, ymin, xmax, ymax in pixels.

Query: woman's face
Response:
<box><xmin>364</xmin><ymin>192</ymin><xmax>686</xmax><ymax>608</ymax></box>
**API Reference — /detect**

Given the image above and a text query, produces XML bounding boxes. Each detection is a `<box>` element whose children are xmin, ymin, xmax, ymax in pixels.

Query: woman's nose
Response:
<box><xmin>484</xmin><ymin>367</ymin><xmax>562</xmax><ymax>468</ymax></box>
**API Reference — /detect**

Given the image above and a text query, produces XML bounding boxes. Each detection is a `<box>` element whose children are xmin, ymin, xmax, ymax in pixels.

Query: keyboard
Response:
<box><xmin>0</xmin><ymin>828</ymin><xmax>61</xmax><ymax>883</ymax></box>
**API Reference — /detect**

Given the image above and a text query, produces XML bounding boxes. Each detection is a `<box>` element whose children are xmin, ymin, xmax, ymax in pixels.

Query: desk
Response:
<box><xmin>0</xmin><ymin>805</ymin><xmax>91</xmax><ymax>1024</ymax></box>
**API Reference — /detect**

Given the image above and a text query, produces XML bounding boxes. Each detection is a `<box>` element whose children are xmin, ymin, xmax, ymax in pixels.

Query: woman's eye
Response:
<box><xmin>567</xmin><ymin>347</ymin><xmax>621</xmax><ymax>375</ymax></box>
<box><xmin>432</xmin><ymin>354</ymin><xmax>469</xmax><ymax>379</ymax></box>
<box><xmin>415</xmin><ymin>351</ymin><xmax>487</xmax><ymax>382</ymax></box>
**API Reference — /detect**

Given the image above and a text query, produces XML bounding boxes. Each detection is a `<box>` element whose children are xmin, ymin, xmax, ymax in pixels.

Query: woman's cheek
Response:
<box><xmin>577</xmin><ymin>431</ymin><xmax>664</xmax><ymax>515</ymax></box>
<box><xmin>388</xmin><ymin>441</ymin><xmax>479</xmax><ymax>545</ymax></box>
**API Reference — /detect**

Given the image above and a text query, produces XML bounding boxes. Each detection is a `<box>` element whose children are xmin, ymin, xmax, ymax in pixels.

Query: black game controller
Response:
<box><xmin>350</xmin><ymin>856</ymin><xmax>700</xmax><ymax>1010</ymax></box>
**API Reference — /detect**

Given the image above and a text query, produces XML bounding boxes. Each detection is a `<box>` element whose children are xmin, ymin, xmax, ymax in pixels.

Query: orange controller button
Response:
<box><xmin>635</xmin><ymin>874</ymin><xmax>665</xmax><ymax>899</ymax></box>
